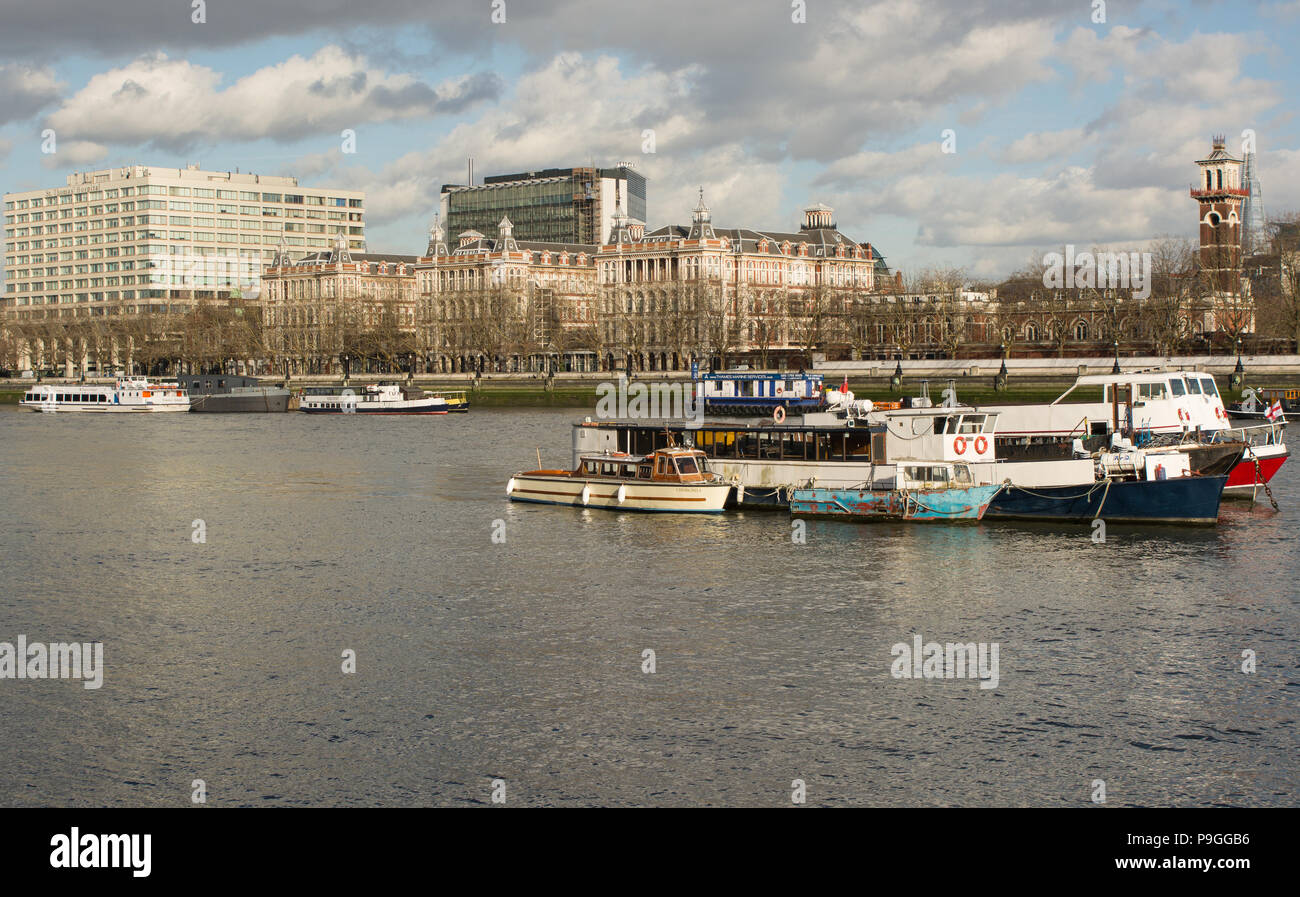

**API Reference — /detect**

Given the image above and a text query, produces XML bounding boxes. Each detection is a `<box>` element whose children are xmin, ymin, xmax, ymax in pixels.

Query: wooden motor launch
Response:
<box><xmin>507</xmin><ymin>442</ymin><xmax>731</xmax><ymax>514</ymax></box>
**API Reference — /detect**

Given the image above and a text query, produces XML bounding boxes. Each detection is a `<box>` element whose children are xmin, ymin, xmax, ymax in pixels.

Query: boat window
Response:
<box><xmin>1185</xmin><ymin>378</ymin><xmax>1202</xmax><ymax>395</ymax></box>
<box><xmin>601</xmin><ymin>462</ymin><xmax>618</xmax><ymax>476</ymax></box>
<box><xmin>845</xmin><ymin>430</ymin><xmax>872</xmax><ymax>459</ymax></box>
<box><xmin>953</xmin><ymin>464</ymin><xmax>973</xmax><ymax>485</ymax></box>
<box><xmin>932</xmin><ymin>416</ymin><xmax>949</xmax><ymax>434</ymax></box>
<box><xmin>1200</xmin><ymin>377</ymin><xmax>1218</xmax><ymax>397</ymax></box>
<box><xmin>622</xmin><ymin>464</ymin><xmax>637</xmax><ymax>477</ymax></box>
<box><xmin>1168</xmin><ymin>379</ymin><xmax>1186</xmax><ymax>396</ymax></box>
<box><xmin>959</xmin><ymin>415</ymin><xmax>985</xmax><ymax>434</ymax></box>
<box><xmin>676</xmin><ymin>456</ymin><xmax>700</xmax><ymax>475</ymax></box>
<box><xmin>638</xmin><ymin>463</ymin><xmax>652</xmax><ymax>479</ymax></box>
<box><xmin>694</xmin><ymin>456</ymin><xmax>709</xmax><ymax>474</ymax></box>
<box><xmin>1138</xmin><ymin>382</ymin><xmax>1167</xmax><ymax>400</ymax></box>
<box><xmin>655</xmin><ymin>456</ymin><xmax>668</xmax><ymax>477</ymax></box>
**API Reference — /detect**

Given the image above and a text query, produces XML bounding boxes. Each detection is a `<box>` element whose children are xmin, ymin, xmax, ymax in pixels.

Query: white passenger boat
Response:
<box><xmin>298</xmin><ymin>382</ymin><xmax>448</xmax><ymax>414</ymax></box>
<box><xmin>975</xmin><ymin>368</ymin><xmax>1287</xmax><ymax>496</ymax></box>
<box><xmin>507</xmin><ymin>445</ymin><xmax>731</xmax><ymax>513</ymax></box>
<box><xmin>18</xmin><ymin>378</ymin><xmax>190</xmax><ymax>413</ymax></box>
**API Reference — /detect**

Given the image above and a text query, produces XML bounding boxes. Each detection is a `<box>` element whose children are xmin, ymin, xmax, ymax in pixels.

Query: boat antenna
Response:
<box><xmin>536</xmin><ymin>447</ymin><xmax>542</xmax><ymax>468</ymax></box>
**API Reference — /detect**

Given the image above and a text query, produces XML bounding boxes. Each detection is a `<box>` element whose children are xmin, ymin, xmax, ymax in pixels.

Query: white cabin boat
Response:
<box><xmin>298</xmin><ymin>382</ymin><xmax>448</xmax><ymax>414</ymax></box>
<box><xmin>974</xmin><ymin>368</ymin><xmax>1287</xmax><ymax>495</ymax></box>
<box><xmin>508</xmin><ymin>445</ymin><xmax>731</xmax><ymax>513</ymax></box>
<box><xmin>19</xmin><ymin>378</ymin><xmax>190</xmax><ymax>413</ymax></box>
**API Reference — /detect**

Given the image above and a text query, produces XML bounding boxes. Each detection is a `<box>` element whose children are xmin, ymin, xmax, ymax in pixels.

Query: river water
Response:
<box><xmin>0</xmin><ymin>406</ymin><xmax>1296</xmax><ymax>807</ymax></box>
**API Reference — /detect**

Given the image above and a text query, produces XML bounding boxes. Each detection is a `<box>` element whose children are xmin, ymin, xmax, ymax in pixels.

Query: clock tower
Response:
<box><xmin>1191</xmin><ymin>135</ymin><xmax>1246</xmax><ymax>283</ymax></box>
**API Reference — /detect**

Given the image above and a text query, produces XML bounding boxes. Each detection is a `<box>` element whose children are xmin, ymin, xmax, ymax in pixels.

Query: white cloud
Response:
<box><xmin>43</xmin><ymin>47</ymin><xmax>500</xmax><ymax>151</ymax></box>
<box><xmin>0</xmin><ymin>64</ymin><xmax>62</xmax><ymax>124</ymax></box>
<box><xmin>1003</xmin><ymin>129</ymin><xmax>1087</xmax><ymax>165</ymax></box>
<box><xmin>40</xmin><ymin>139</ymin><xmax>108</xmax><ymax>168</ymax></box>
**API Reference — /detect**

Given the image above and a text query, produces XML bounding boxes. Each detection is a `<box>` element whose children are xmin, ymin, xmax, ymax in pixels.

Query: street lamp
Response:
<box><xmin>1111</xmin><ymin>338</ymin><xmax>1120</xmax><ymax>374</ymax></box>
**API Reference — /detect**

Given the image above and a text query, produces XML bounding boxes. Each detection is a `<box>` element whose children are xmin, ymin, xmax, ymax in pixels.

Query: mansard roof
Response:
<box><xmin>440</xmin><ymin>236</ymin><xmax>598</xmax><ymax>262</ymax></box>
<box><xmin>287</xmin><ymin>250</ymin><xmax>417</xmax><ymax>267</ymax></box>
<box><xmin>639</xmin><ymin>224</ymin><xmax>888</xmax><ymax>266</ymax></box>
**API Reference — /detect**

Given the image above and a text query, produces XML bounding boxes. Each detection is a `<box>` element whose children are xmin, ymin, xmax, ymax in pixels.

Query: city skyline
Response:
<box><xmin>3</xmin><ymin>0</ymin><xmax>1300</xmax><ymax>288</ymax></box>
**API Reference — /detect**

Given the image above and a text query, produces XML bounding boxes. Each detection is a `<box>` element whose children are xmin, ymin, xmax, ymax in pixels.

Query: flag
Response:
<box><xmin>1265</xmin><ymin>400</ymin><xmax>1283</xmax><ymax>422</ymax></box>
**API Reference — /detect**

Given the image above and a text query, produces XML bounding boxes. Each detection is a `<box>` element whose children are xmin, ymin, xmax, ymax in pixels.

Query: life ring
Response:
<box><xmin>953</xmin><ymin>436</ymin><xmax>967</xmax><ymax>455</ymax></box>
<box><xmin>776</xmin><ymin>385</ymin><xmax>784</xmax><ymax>395</ymax></box>
<box><xmin>773</xmin><ymin>406</ymin><xmax>786</xmax><ymax>424</ymax></box>
<box><xmin>974</xmin><ymin>435</ymin><xmax>988</xmax><ymax>454</ymax></box>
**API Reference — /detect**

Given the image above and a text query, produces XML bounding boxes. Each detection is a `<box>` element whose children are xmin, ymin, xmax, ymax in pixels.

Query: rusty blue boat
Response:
<box><xmin>790</xmin><ymin>462</ymin><xmax>1002</xmax><ymax>522</ymax></box>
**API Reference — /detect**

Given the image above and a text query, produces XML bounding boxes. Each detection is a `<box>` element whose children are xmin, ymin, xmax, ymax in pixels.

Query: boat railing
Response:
<box><xmin>1209</xmin><ymin>422</ymin><xmax>1285</xmax><ymax>447</ymax></box>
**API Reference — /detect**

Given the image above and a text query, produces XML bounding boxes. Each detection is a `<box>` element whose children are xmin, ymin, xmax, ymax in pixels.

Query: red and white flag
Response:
<box><xmin>1265</xmin><ymin>400</ymin><xmax>1283</xmax><ymax>422</ymax></box>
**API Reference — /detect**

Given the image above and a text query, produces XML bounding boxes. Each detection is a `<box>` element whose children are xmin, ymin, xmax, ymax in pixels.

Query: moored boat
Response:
<box><xmin>298</xmin><ymin>382</ymin><xmax>448</xmax><ymax>414</ymax></box>
<box><xmin>19</xmin><ymin>377</ymin><xmax>190</xmax><ymax>413</ymax></box>
<box><xmin>977</xmin><ymin>368</ymin><xmax>1287</xmax><ymax>497</ymax></box>
<box><xmin>791</xmin><ymin>462</ymin><xmax>1002</xmax><ymax>521</ymax></box>
<box><xmin>178</xmin><ymin>374</ymin><xmax>290</xmax><ymax>413</ymax></box>
<box><xmin>695</xmin><ymin>369</ymin><xmax>826</xmax><ymax>416</ymax></box>
<box><xmin>507</xmin><ymin>445</ymin><xmax>731</xmax><ymax>513</ymax></box>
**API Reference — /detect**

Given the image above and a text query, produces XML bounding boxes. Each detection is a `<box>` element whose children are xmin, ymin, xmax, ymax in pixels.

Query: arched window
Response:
<box><xmin>1024</xmin><ymin>323</ymin><xmax>1038</xmax><ymax>341</ymax></box>
<box><xmin>1073</xmin><ymin>320</ymin><xmax>1088</xmax><ymax>341</ymax></box>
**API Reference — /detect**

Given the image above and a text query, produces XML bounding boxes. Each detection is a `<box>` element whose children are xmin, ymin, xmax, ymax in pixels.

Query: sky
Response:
<box><xmin>4</xmin><ymin>0</ymin><xmax>1300</xmax><ymax>285</ymax></box>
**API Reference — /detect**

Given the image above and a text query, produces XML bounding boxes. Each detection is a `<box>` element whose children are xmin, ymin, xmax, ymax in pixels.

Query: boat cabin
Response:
<box><xmin>896</xmin><ymin>461</ymin><xmax>976</xmax><ymax>490</ymax></box>
<box><xmin>575</xmin><ymin>447</ymin><xmax>714</xmax><ymax>483</ymax></box>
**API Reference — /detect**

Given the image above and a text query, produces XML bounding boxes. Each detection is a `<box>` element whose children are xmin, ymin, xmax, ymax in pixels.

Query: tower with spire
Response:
<box><xmin>426</xmin><ymin>214</ymin><xmax>448</xmax><ymax>257</ymax></box>
<box><xmin>1241</xmin><ymin>139</ymin><xmax>1267</xmax><ymax>256</ymax></box>
<box><xmin>497</xmin><ymin>215</ymin><xmax>518</xmax><ymax>252</ymax></box>
<box><xmin>688</xmin><ymin>187</ymin><xmax>716</xmax><ymax>241</ymax></box>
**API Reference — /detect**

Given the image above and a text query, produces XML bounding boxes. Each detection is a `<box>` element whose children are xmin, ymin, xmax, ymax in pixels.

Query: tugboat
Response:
<box><xmin>791</xmin><ymin>462</ymin><xmax>1003</xmax><ymax>522</ymax></box>
<box><xmin>178</xmin><ymin>374</ymin><xmax>290</xmax><ymax>413</ymax></box>
<box><xmin>19</xmin><ymin>377</ymin><xmax>190</xmax><ymax>413</ymax></box>
<box><xmin>298</xmin><ymin>382</ymin><xmax>449</xmax><ymax>414</ymax></box>
<box><xmin>507</xmin><ymin>444</ymin><xmax>731</xmax><ymax>513</ymax></box>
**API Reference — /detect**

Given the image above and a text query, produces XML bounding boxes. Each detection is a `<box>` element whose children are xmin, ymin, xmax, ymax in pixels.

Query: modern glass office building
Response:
<box><xmin>440</xmin><ymin>164</ymin><xmax>646</xmax><ymax>246</ymax></box>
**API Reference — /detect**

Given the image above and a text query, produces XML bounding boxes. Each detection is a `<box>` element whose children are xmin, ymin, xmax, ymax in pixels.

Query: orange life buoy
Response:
<box><xmin>773</xmin><ymin>405</ymin><xmax>786</xmax><ymax>424</ymax></box>
<box><xmin>974</xmin><ymin>435</ymin><xmax>988</xmax><ymax>454</ymax></box>
<box><xmin>953</xmin><ymin>436</ymin><xmax>967</xmax><ymax>455</ymax></box>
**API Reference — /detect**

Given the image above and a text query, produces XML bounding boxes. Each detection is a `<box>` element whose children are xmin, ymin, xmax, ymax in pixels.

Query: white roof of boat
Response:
<box><xmin>1073</xmin><ymin>370</ymin><xmax>1207</xmax><ymax>385</ymax></box>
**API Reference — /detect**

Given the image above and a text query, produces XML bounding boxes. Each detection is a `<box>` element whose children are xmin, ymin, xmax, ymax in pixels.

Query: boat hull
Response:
<box><xmin>986</xmin><ymin>475</ymin><xmax>1228</xmax><ymax>525</ymax></box>
<box><xmin>1223</xmin><ymin>448</ymin><xmax>1288</xmax><ymax>494</ymax></box>
<box><xmin>790</xmin><ymin>485</ymin><xmax>1000</xmax><ymax>521</ymax></box>
<box><xmin>188</xmin><ymin>391</ymin><xmax>290</xmax><ymax>413</ymax></box>
<box><xmin>507</xmin><ymin>474</ymin><xmax>730</xmax><ymax>513</ymax></box>
<box><xmin>19</xmin><ymin>402</ymin><xmax>189</xmax><ymax>413</ymax></box>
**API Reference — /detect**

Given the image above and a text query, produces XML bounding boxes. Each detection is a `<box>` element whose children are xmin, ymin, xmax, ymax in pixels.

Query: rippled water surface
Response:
<box><xmin>0</xmin><ymin>406</ymin><xmax>1296</xmax><ymax>806</ymax></box>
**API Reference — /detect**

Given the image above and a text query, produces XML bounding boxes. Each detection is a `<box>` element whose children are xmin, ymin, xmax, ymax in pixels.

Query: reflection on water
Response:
<box><xmin>0</xmin><ymin>407</ymin><xmax>1296</xmax><ymax>806</ymax></box>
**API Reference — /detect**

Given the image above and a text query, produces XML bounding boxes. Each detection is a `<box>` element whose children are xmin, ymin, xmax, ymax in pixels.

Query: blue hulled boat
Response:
<box><xmin>985</xmin><ymin>473</ymin><xmax>1230</xmax><ymax>525</ymax></box>
<box><xmin>791</xmin><ymin>462</ymin><xmax>1002</xmax><ymax>522</ymax></box>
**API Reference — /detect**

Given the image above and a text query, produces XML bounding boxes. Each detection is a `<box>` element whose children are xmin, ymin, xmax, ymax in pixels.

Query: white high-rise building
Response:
<box><xmin>2</xmin><ymin>164</ymin><xmax>365</xmax><ymax>321</ymax></box>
